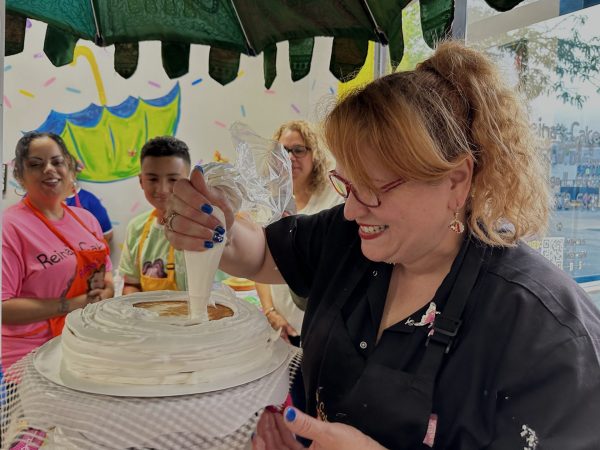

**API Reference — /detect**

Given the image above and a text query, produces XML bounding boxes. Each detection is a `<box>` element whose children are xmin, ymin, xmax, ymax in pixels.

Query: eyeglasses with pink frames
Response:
<box><xmin>328</xmin><ymin>170</ymin><xmax>406</xmax><ymax>207</ymax></box>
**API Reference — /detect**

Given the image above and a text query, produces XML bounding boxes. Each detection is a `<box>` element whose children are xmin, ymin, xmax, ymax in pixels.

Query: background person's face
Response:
<box><xmin>19</xmin><ymin>137</ymin><xmax>71</xmax><ymax>203</ymax></box>
<box><xmin>139</xmin><ymin>156</ymin><xmax>190</xmax><ymax>215</ymax></box>
<box><xmin>279</xmin><ymin>129</ymin><xmax>313</xmax><ymax>187</ymax></box>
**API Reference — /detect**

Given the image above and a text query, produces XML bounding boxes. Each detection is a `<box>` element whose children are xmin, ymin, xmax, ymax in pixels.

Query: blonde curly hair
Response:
<box><xmin>324</xmin><ymin>40</ymin><xmax>550</xmax><ymax>247</ymax></box>
<box><xmin>273</xmin><ymin>120</ymin><xmax>331</xmax><ymax>195</ymax></box>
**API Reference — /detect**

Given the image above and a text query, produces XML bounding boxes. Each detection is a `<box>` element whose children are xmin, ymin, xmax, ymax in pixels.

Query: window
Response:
<box><xmin>467</xmin><ymin>0</ymin><xmax>600</xmax><ymax>308</ymax></box>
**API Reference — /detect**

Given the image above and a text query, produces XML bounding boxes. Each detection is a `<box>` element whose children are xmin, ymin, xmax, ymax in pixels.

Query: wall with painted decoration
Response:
<box><xmin>2</xmin><ymin>19</ymin><xmax>341</xmax><ymax>265</ymax></box>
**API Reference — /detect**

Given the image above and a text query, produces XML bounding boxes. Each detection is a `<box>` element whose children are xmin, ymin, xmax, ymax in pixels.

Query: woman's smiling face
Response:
<box><xmin>19</xmin><ymin>136</ymin><xmax>72</xmax><ymax>202</ymax></box>
<box><xmin>338</xmin><ymin>159</ymin><xmax>466</xmax><ymax>267</ymax></box>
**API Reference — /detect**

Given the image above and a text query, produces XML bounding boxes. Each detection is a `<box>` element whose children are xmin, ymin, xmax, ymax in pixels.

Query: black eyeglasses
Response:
<box><xmin>284</xmin><ymin>145</ymin><xmax>311</xmax><ymax>158</ymax></box>
<box><xmin>328</xmin><ymin>170</ymin><xmax>406</xmax><ymax>208</ymax></box>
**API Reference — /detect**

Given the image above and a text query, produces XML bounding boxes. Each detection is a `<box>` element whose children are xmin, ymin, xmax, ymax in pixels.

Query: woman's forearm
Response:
<box><xmin>219</xmin><ymin>218</ymin><xmax>284</xmax><ymax>284</ymax></box>
<box><xmin>255</xmin><ymin>282</ymin><xmax>274</xmax><ymax>310</ymax></box>
<box><xmin>2</xmin><ymin>296</ymin><xmax>86</xmax><ymax>324</ymax></box>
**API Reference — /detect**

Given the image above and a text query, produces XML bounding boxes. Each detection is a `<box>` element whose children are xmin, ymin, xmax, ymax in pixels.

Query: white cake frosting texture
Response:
<box><xmin>60</xmin><ymin>288</ymin><xmax>280</xmax><ymax>386</ymax></box>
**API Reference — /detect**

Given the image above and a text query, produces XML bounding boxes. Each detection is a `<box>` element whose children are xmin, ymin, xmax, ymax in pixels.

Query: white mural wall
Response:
<box><xmin>2</xmin><ymin>19</ymin><xmax>340</xmax><ymax>265</ymax></box>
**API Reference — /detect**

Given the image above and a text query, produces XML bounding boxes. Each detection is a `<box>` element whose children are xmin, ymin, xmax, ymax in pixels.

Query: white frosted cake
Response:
<box><xmin>60</xmin><ymin>288</ymin><xmax>281</xmax><ymax>386</ymax></box>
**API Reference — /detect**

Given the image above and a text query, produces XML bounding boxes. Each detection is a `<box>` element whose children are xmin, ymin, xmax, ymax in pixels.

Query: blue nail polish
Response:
<box><xmin>204</xmin><ymin>241</ymin><xmax>214</xmax><ymax>249</ymax></box>
<box><xmin>215</xmin><ymin>225</ymin><xmax>225</xmax><ymax>235</ymax></box>
<box><xmin>195</xmin><ymin>164</ymin><xmax>204</xmax><ymax>174</ymax></box>
<box><xmin>200</xmin><ymin>203</ymin><xmax>213</xmax><ymax>214</ymax></box>
<box><xmin>284</xmin><ymin>407</ymin><xmax>296</xmax><ymax>422</ymax></box>
<box><xmin>212</xmin><ymin>233</ymin><xmax>224</xmax><ymax>243</ymax></box>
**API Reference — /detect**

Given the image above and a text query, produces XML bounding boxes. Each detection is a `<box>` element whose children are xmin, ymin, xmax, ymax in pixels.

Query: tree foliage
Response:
<box><xmin>479</xmin><ymin>15</ymin><xmax>600</xmax><ymax>108</ymax></box>
<box><xmin>396</xmin><ymin>2</ymin><xmax>433</xmax><ymax>72</ymax></box>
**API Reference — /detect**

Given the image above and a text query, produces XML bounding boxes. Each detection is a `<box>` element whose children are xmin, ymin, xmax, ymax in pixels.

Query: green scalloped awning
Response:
<box><xmin>6</xmin><ymin>0</ymin><xmax>525</xmax><ymax>87</ymax></box>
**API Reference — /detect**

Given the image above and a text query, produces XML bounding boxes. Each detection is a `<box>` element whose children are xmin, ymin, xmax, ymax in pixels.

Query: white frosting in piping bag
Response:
<box><xmin>184</xmin><ymin>206</ymin><xmax>226</xmax><ymax>322</ymax></box>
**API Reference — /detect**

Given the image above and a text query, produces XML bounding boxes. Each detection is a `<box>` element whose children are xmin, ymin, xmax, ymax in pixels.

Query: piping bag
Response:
<box><xmin>183</xmin><ymin>122</ymin><xmax>293</xmax><ymax>322</ymax></box>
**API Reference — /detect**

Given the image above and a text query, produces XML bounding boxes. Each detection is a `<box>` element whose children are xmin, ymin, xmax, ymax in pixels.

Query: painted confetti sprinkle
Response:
<box><xmin>191</xmin><ymin>78</ymin><xmax>203</xmax><ymax>86</ymax></box>
<box><xmin>291</xmin><ymin>104</ymin><xmax>300</xmax><ymax>113</ymax></box>
<box><xmin>19</xmin><ymin>89</ymin><xmax>35</xmax><ymax>98</ymax></box>
<box><xmin>214</xmin><ymin>120</ymin><xmax>227</xmax><ymax>128</ymax></box>
<box><xmin>4</xmin><ymin>96</ymin><xmax>12</xmax><ymax>108</ymax></box>
<box><xmin>4</xmin><ymin>65</ymin><xmax>12</xmax><ymax>72</ymax></box>
<box><xmin>240</xmin><ymin>105</ymin><xmax>246</xmax><ymax>117</ymax></box>
<box><xmin>66</xmin><ymin>87</ymin><xmax>81</xmax><ymax>94</ymax></box>
<box><xmin>148</xmin><ymin>81</ymin><xmax>161</xmax><ymax>88</ymax></box>
<box><xmin>43</xmin><ymin>77</ymin><xmax>56</xmax><ymax>87</ymax></box>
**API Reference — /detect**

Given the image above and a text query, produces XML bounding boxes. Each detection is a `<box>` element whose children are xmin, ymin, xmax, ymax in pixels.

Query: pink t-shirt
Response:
<box><xmin>2</xmin><ymin>201</ymin><xmax>112</xmax><ymax>369</ymax></box>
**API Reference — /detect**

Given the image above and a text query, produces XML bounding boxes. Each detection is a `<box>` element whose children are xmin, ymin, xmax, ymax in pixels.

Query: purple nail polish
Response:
<box><xmin>212</xmin><ymin>232</ymin><xmax>224</xmax><ymax>243</ymax></box>
<box><xmin>284</xmin><ymin>407</ymin><xmax>296</xmax><ymax>422</ymax></box>
<box><xmin>215</xmin><ymin>225</ymin><xmax>225</xmax><ymax>235</ymax></box>
<box><xmin>204</xmin><ymin>240</ymin><xmax>214</xmax><ymax>249</ymax></box>
<box><xmin>195</xmin><ymin>164</ymin><xmax>204</xmax><ymax>174</ymax></box>
<box><xmin>201</xmin><ymin>203</ymin><xmax>213</xmax><ymax>214</ymax></box>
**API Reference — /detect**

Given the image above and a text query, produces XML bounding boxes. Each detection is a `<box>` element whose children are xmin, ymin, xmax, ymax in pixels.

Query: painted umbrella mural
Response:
<box><xmin>34</xmin><ymin>47</ymin><xmax>181</xmax><ymax>183</ymax></box>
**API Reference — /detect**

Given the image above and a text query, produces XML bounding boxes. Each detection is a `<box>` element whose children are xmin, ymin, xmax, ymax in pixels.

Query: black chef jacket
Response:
<box><xmin>266</xmin><ymin>204</ymin><xmax>600</xmax><ymax>449</ymax></box>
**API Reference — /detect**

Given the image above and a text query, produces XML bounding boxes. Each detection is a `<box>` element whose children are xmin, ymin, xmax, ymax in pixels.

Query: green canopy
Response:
<box><xmin>5</xmin><ymin>0</ymin><xmax>525</xmax><ymax>87</ymax></box>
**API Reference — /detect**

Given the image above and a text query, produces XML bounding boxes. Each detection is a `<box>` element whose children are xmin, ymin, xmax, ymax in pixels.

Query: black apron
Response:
<box><xmin>301</xmin><ymin>239</ymin><xmax>484</xmax><ymax>449</ymax></box>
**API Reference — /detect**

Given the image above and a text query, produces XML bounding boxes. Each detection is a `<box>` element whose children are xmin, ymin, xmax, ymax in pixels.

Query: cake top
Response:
<box><xmin>134</xmin><ymin>300</ymin><xmax>234</xmax><ymax>320</ymax></box>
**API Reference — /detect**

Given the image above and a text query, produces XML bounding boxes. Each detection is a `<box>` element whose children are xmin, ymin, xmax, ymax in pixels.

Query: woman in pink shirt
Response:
<box><xmin>2</xmin><ymin>132</ymin><xmax>113</xmax><ymax>370</ymax></box>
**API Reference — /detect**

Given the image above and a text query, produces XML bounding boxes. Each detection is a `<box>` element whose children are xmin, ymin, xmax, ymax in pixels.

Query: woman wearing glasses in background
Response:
<box><xmin>165</xmin><ymin>41</ymin><xmax>600</xmax><ymax>449</ymax></box>
<box><xmin>255</xmin><ymin>120</ymin><xmax>342</xmax><ymax>421</ymax></box>
<box><xmin>256</xmin><ymin>121</ymin><xmax>342</xmax><ymax>345</ymax></box>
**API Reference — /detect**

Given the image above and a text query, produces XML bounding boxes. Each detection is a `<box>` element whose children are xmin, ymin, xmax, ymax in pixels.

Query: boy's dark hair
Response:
<box><xmin>140</xmin><ymin>136</ymin><xmax>191</xmax><ymax>166</ymax></box>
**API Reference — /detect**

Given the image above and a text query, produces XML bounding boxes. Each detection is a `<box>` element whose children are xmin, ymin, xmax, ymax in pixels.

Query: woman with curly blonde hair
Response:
<box><xmin>258</xmin><ymin>120</ymin><xmax>341</xmax><ymax>343</ymax></box>
<box><xmin>273</xmin><ymin>120</ymin><xmax>336</xmax><ymax>211</ymax></box>
<box><xmin>166</xmin><ymin>41</ymin><xmax>600</xmax><ymax>449</ymax></box>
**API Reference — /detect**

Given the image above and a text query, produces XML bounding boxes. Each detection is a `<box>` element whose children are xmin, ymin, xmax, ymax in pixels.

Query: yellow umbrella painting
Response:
<box><xmin>34</xmin><ymin>47</ymin><xmax>181</xmax><ymax>182</ymax></box>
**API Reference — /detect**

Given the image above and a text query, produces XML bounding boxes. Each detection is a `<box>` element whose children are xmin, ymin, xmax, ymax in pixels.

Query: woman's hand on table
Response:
<box><xmin>267</xmin><ymin>311</ymin><xmax>299</xmax><ymax>343</ymax></box>
<box><xmin>86</xmin><ymin>285</ymin><xmax>113</xmax><ymax>302</ymax></box>
<box><xmin>84</xmin><ymin>289</ymin><xmax>103</xmax><ymax>303</ymax></box>
<box><xmin>253</xmin><ymin>408</ymin><xmax>387</xmax><ymax>450</ymax></box>
<box><xmin>252</xmin><ymin>409</ymin><xmax>303</xmax><ymax>450</ymax></box>
<box><xmin>165</xmin><ymin>165</ymin><xmax>234</xmax><ymax>252</ymax></box>
<box><xmin>69</xmin><ymin>288</ymin><xmax>110</xmax><ymax>311</ymax></box>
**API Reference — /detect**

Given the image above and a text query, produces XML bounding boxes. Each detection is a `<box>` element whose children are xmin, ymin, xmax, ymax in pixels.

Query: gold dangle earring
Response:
<box><xmin>449</xmin><ymin>209</ymin><xmax>465</xmax><ymax>234</ymax></box>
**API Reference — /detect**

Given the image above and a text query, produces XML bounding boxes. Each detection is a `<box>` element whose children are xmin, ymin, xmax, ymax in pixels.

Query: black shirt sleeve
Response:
<box><xmin>265</xmin><ymin>204</ymin><xmax>347</xmax><ymax>298</ymax></box>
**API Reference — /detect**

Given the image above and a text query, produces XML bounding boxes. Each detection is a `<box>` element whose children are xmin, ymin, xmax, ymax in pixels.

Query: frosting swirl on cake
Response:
<box><xmin>60</xmin><ymin>288</ymin><xmax>280</xmax><ymax>385</ymax></box>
